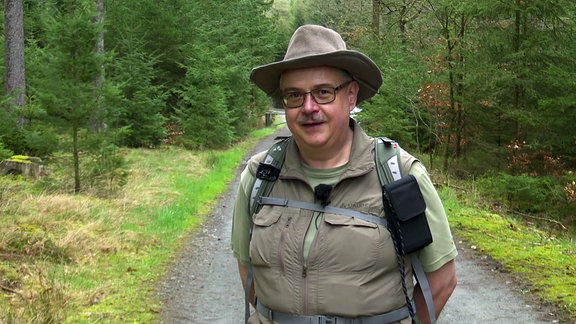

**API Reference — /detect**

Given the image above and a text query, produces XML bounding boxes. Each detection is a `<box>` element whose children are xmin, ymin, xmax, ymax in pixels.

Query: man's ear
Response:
<box><xmin>347</xmin><ymin>81</ymin><xmax>359</xmax><ymax>110</ymax></box>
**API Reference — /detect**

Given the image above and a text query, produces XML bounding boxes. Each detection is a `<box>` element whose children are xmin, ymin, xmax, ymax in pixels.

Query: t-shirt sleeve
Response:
<box><xmin>230</xmin><ymin>165</ymin><xmax>256</xmax><ymax>265</ymax></box>
<box><xmin>410</xmin><ymin>162</ymin><xmax>458</xmax><ymax>272</ymax></box>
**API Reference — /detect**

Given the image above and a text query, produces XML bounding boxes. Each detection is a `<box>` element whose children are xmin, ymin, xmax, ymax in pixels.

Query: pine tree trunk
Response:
<box><xmin>4</xmin><ymin>0</ymin><xmax>26</xmax><ymax>127</ymax></box>
<box><xmin>89</xmin><ymin>0</ymin><xmax>106</xmax><ymax>132</ymax></box>
<box><xmin>73</xmin><ymin>124</ymin><xmax>81</xmax><ymax>193</ymax></box>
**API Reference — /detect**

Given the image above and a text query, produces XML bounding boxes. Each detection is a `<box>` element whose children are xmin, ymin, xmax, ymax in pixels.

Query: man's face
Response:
<box><xmin>279</xmin><ymin>66</ymin><xmax>358</xmax><ymax>152</ymax></box>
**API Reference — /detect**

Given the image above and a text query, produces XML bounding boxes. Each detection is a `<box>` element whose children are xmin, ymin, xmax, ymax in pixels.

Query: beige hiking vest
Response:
<box><xmin>248</xmin><ymin>124</ymin><xmax>417</xmax><ymax>319</ymax></box>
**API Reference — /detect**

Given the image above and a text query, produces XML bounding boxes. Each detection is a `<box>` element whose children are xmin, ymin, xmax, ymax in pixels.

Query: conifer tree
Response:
<box><xmin>38</xmin><ymin>0</ymin><xmax>104</xmax><ymax>193</ymax></box>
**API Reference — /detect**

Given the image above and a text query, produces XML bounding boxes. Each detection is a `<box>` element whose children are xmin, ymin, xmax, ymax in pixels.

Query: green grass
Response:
<box><xmin>0</xmin><ymin>126</ymin><xmax>277</xmax><ymax>323</ymax></box>
<box><xmin>440</xmin><ymin>186</ymin><xmax>576</xmax><ymax>320</ymax></box>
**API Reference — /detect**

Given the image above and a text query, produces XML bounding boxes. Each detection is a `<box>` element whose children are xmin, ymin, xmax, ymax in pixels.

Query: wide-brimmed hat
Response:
<box><xmin>250</xmin><ymin>25</ymin><xmax>382</xmax><ymax>104</ymax></box>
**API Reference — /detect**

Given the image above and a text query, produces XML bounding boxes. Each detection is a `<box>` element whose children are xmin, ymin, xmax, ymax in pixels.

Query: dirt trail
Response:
<box><xmin>158</xmin><ymin>127</ymin><xmax>563</xmax><ymax>323</ymax></box>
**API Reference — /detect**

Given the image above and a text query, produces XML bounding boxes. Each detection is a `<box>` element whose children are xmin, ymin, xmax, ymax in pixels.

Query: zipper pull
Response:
<box><xmin>302</xmin><ymin>265</ymin><xmax>308</xmax><ymax>278</ymax></box>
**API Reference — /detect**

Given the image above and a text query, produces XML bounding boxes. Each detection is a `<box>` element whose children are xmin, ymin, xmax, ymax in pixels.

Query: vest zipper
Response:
<box><xmin>302</xmin><ymin>212</ymin><xmax>321</xmax><ymax>314</ymax></box>
<box><xmin>301</xmin><ymin>226</ymin><xmax>310</xmax><ymax>278</ymax></box>
<box><xmin>279</xmin><ymin>216</ymin><xmax>292</xmax><ymax>274</ymax></box>
<box><xmin>302</xmin><ymin>254</ymin><xmax>308</xmax><ymax>312</ymax></box>
<box><xmin>301</xmin><ymin>210</ymin><xmax>316</xmax><ymax>315</ymax></box>
<box><xmin>302</xmin><ymin>264</ymin><xmax>309</xmax><ymax>314</ymax></box>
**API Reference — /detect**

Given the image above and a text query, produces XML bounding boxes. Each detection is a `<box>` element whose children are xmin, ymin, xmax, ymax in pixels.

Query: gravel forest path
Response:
<box><xmin>158</xmin><ymin>127</ymin><xmax>563</xmax><ymax>324</ymax></box>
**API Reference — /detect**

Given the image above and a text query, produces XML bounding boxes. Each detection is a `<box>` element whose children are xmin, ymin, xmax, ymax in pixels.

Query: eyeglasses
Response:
<box><xmin>281</xmin><ymin>81</ymin><xmax>352</xmax><ymax>109</ymax></box>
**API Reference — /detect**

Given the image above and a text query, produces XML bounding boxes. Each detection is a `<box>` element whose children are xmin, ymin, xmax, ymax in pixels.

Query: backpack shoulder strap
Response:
<box><xmin>244</xmin><ymin>136</ymin><xmax>290</xmax><ymax>323</ymax></box>
<box><xmin>374</xmin><ymin>137</ymin><xmax>403</xmax><ymax>184</ymax></box>
<box><xmin>374</xmin><ymin>137</ymin><xmax>436</xmax><ymax>324</ymax></box>
<box><xmin>249</xmin><ymin>136</ymin><xmax>291</xmax><ymax>216</ymax></box>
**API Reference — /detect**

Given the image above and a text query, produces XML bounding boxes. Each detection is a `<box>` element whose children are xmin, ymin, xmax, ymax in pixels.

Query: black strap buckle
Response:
<box><xmin>319</xmin><ymin>316</ymin><xmax>336</xmax><ymax>324</ymax></box>
<box><xmin>256</xmin><ymin>163</ymin><xmax>280</xmax><ymax>181</ymax></box>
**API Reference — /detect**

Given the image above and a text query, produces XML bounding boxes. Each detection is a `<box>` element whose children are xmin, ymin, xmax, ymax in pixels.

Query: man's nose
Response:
<box><xmin>301</xmin><ymin>93</ymin><xmax>319</xmax><ymax>112</ymax></box>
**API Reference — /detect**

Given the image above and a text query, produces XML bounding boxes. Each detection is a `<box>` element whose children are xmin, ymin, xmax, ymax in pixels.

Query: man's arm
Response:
<box><xmin>237</xmin><ymin>260</ymin><xmax>256</xmax><ymax>306</ymax></box>
<box><xmin>413</xmin><ymin>259</ymin><xmax>457</xmax><ymax>324</ymax></box>
<box><xmin>232</xmin><ymin>165</ymin><xmax>259</xmax><ymax>307</ymax></box>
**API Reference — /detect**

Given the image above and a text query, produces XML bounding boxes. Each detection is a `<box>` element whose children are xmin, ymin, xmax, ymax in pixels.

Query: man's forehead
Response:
<box><xmin>279</xmin><ymin>66</ymin><xmax>343</xmax><ymax>88</ymax></box>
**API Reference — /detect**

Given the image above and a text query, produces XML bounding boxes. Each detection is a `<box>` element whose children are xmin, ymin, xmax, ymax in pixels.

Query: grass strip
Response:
<box><xmin>440</xmin><ymin>187</ymin><xmax>576</xmax><ymax>320</ymax></box>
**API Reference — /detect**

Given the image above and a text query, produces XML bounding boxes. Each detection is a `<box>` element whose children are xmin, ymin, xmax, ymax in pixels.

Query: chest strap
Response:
<box><xmin>256</xmin><ymin>301</ymin><xmax>412</xmax><ymax>324</ymax></box>
<box><xmin>259</xmin><ymin>196</ymin><xmax>388</xmax><ymax>226</ymax></box>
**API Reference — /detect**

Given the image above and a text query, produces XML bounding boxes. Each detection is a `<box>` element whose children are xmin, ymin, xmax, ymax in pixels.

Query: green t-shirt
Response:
<box><xmin>300</xmin><ymin>162</ymin><xmax>347</xmax><ymax>261</ymax></box>
<box><xmin>231</xmin><ymin>160</ymin><xmax>457</xmax><ymax>273</ymax></box>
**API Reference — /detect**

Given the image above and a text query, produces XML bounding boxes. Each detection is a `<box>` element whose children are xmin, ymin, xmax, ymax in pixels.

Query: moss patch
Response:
<box><xmin>441</xmin><ymin>187</ymin><xmax>576</xmax><ymax>320</ymax></box>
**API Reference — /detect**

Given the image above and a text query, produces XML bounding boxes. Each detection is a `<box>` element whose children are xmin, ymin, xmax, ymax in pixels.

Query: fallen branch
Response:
<box><xmin>511</xmin><ymin>211</ymin><xmax>568</xmax><ymax>230</ymax></box>
<box><xmin>447</xmin><ymin>184</ymin><xmax>467</xmax><ymax>191</ymax></box>
<box><xmin>0</xmin><ymin>284</ymin><xmax>18</xmax><ymax>294</ymax></box>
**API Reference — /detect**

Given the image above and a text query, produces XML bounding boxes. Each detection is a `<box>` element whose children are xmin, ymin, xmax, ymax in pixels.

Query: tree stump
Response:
<box><xmin>0</xmin><ymin>155</ymin><xmax>46</xmax><ymax>179</ymax></box>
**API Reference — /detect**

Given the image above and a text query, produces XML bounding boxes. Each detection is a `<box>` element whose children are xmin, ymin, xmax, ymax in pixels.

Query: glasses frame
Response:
<box><xmin>280</xmin><ymin>80</ymin><xmax>352</xmax><ymax>109</ymax></box>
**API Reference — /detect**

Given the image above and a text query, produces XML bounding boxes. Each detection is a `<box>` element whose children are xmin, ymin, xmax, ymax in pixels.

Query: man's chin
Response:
<box><xmin>294</xmin><ymin>134</ymin><xmax>329</xmax><ymax>148</ymax></box>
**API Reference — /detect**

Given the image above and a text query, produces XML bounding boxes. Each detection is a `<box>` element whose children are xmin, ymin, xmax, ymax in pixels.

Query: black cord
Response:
<box><xmin>390</xmin><ymin>219</ymin><xmax>415</xmax><ymax>318</ymax></box>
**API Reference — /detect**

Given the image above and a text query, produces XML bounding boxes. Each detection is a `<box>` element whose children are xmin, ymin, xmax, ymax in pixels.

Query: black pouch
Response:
<box><xmin>383</xmin><ymin>175</ymin><xmax>432</xmax><ymax>255</ymax></box>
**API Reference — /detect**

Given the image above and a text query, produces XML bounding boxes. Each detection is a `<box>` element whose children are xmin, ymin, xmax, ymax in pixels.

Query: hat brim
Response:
<box><xmin>250</xmin><ymin>50</ymin><xmax>382</xmax><ymax>104</ymax></box>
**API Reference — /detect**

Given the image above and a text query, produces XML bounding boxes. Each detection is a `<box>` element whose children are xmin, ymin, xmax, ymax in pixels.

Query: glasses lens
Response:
<box><xmin>311</xmin><ymin>88</ymin><xmax>335</xmax><ymax>104</ymax></box>
<box><xmin>283</xmin><ymin>92</ymin><xmax>304</xmax><ymax>108</ymax></box>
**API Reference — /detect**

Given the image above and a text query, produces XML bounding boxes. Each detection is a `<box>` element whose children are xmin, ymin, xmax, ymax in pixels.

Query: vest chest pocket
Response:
<box><xmin>252</xmin><ymin>205</ymin><xmax>283</xmax><ymax>227</ymax></box>
<box><xmin>318</xmin><ymin>213</ymin><xmax>388</xmax><ymax>271</ymax></box>
<box><xmin>250</xmin><ymin>206</ymin><xmax>285</xmax><ymax>267</ymax></box>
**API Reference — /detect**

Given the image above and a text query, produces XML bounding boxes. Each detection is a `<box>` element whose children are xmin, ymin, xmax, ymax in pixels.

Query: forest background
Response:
<box><xmin>0</xmin><ymin>0</ymin><xmax>575</xmax><ymax>322</ymax></box>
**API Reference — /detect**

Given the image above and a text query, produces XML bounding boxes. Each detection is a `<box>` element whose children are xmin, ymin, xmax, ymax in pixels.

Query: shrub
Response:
<box><xmin>0</xmin><ymin>141</ymin><xmax>14</xmax><ymax>161</ymax></box>
<box><xmin>477</xmin><ymin>173</ymin><xmax>570</xmax><ymax>218</ymax></box>
<box><xmin>84</xmin><ymin>143</ymin><xmax>129</xmax><ymax>197</ymax></box>
<box><xmin>23</xmin><ymin>126</ymin><xmax>59</xmax><ymax>157</ymax></box>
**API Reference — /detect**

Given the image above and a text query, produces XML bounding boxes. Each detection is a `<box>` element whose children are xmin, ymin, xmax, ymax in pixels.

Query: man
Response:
<box><xmin>232</xmin><ymin>24</ymin><xmax>457</xmax><ymax>324</ymax></box>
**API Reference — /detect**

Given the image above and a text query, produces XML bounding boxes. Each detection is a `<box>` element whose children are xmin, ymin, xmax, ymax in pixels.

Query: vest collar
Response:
<box><xmin>281</xmin><ymin>119</ymin><xmax>375</xmax><ymax>182</ymax></box>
